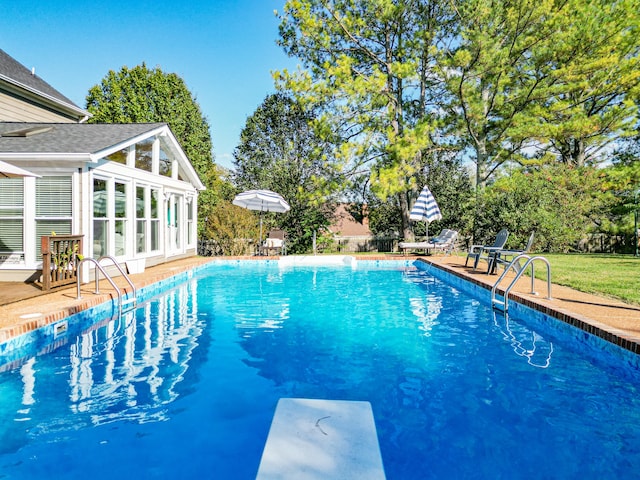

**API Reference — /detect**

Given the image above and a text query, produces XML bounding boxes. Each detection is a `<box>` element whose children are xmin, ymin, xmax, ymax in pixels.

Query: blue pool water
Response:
<box><xmin>0</xmin><ymin>261</ymin><xmax>639</xmax><ymax>479</ymax></box>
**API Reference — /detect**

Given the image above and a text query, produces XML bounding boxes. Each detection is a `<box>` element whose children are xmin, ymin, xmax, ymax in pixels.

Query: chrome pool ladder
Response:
<box><xmin>491</xmin><ymin>254</ymin><xmax>552</xmax><ymax>312</ymax></box>
<box><xmin>76</xmin><ymin>255</ymin><xmax>137</xmax><ymax>315</ymax></box>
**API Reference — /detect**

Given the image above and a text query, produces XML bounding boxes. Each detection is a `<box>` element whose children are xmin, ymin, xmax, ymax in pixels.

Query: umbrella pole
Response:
<box><xmin>259</xmin><ymin>213</ymin><xmax>263</xmax><ymax>255</ymax></box>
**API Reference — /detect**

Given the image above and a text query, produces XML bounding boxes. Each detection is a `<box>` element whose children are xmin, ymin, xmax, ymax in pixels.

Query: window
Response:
<box><xmin>106</xmin><ymin>147</ymin><xmax>128</xmax><ymax>165</ymax></box>
<box><xmin>132</xmin><ymin>185</ymin><xmax>161</xmax><ymax>254</ymax></box>
<box><xmin>0</xmin><ymin>178</ymin><xmax>24</xmax><ymax>257</ymax></box>
<box><xmin>135</xmin><ymin>137</ymin><xmax>154</xmax><ymax>172</ymax></box>
<box><xmin>93</xmin><ymin>178</ymin><xmax>108</xmax><ymax>257</ymax></box>
<box><xmin>186</xmin><ymin>198</ymin><xmax>194</xmax><ymax>246</ymax></box>
<box><xmin>159</xmin><ymin>147</ymin><xmax>171</xmax><ymax>177</ymax></box>
<box><xmin>36</xmin><ymin>176</ymin><xmax>72</xmax><ymax>258</ymax></box>
<box><xmin>174</xmin><ymin>195</ymin><xmax>181</xmax><ymax>249</ymax></box>
<box><xmin>136</xmin><ymin>186</ymin><xmax>146</xmax><ymax>254</ymax></box>
<box><xmin>167</xmin><ymin>194</ymin><xmax>182</xmax><ymax>250</ymax></box>
<box><xmin>92</xmin><ymin>178</ymin><xmax>131</xmax><ymax>258</ymax></box>
<box><xmin>150</xmin><ymin>188</ymin><xmax>160</xmax><ymax>251</ymax></box>
<box><xmin>114</xmin><ymin>181</ymin><xmax>127</xmax><ymax>256</ymax></box>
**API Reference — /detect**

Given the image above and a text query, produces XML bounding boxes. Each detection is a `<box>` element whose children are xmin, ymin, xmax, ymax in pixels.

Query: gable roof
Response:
<box><xmin>0</xmin><ymin>122</ymin><xmax>205</xmax><ymax>190</ymax></box>
<box><xmin>0</xmin><ymin>49</ymin><xmax>90</xmax><ymax>121</ymax></box>
<box><xmin>0</xmin><ymin>122</ymin><xmax>165</xmax><ymax>155</ymax></box>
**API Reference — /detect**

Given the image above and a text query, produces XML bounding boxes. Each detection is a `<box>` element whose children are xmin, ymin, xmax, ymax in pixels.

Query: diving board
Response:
<box><xmin>256</xmin><ymin>398</ymin><xmax>386</xmax><ymax>479</ymax></box>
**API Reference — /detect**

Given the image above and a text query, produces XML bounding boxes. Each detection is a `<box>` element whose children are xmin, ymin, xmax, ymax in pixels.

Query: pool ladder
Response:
<box><xmin>76</xmin><ymin>255</ymin><xmax>137</xmax><ymax>315</ymax></box>
<box><xmin>491</xmin><ymin>254</ymin><xmax>552</xmax><ymax>312</ymax></box>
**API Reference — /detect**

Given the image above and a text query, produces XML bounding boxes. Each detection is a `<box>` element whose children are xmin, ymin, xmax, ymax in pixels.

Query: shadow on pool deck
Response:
<box><xmin>0</xmin><ymin>254</ymin><xmax>639</xmax><ymax>354</ymax></box>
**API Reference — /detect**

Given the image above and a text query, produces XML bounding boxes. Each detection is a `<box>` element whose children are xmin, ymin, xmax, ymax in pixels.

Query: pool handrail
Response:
<box><xmin>76</xmin><ymin>256</ymin><xmax>137</xmax><ymax>315</ymax></box>
<box><xmin>97</xmin><ymin>255</ymin><xmax>136</xmax><ymax>307</ymax></box>
<box><xmin>491</xmin><ymin>254</ymin><xmax>552</xmax><ymax>312</ymax></box>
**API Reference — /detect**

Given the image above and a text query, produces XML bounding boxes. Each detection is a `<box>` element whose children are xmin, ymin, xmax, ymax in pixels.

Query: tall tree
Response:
<box><xmin>276</xmin><ymin>0</ymin><xmax>454</xmax><ymax>239</ymax></box>
<box><xmin>528</xmin><ymin>0</ymin><xmax>640</xmax><ymax>166</ymax></box>
<box><xmin>439</xmin><ymin>0</ymin><xmax>640</xmax><ymax>179</ymax></box>
<box><xmin>437</xmin><ymin>0</ymin><xmax>569</xmax><ymax>188</ymax></box>
<box><xmin>85</xmin><ymin>64</ymin><xmax>222</xmax><ymax>235</ymax></box>
<box><xmin>233</xmin><ymin>93</ymin><xmax>341</xmax><ymax>253</ymax></box>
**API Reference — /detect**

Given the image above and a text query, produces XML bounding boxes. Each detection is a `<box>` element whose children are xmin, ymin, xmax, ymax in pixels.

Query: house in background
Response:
<box><xmin>329</xmin><ymin>204</ymin><xmax>396</xmax><ymax>253</ymax></box>
<box><xmin>0</xmin><ymin>49</ymin><xmax>205</xmax><ymax>282</ymax></box>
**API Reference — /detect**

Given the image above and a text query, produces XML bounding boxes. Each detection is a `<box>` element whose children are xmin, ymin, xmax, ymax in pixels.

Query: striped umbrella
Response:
<box><xmin>409</xmin><ymin>185</ymin><xmax>442</xmax><ymax>239</ymax></box>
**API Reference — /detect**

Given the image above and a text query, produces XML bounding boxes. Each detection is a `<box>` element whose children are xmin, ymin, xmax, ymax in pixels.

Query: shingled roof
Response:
<box><xmin>0</xmin><ymin>49</ymin><xmax>89</xmax><ymax>119</ymax></box>
<box><xmin>0</xmin><ymin>122</ymin><xmax>167</xmax><ymax>155</ymax></box>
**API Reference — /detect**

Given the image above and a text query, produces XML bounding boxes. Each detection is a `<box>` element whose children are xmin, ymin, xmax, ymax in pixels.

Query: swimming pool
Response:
<box><xmin>0</xmin><ymin>260</ymin><xmax>639</xmax><ymax>479</ymax></box>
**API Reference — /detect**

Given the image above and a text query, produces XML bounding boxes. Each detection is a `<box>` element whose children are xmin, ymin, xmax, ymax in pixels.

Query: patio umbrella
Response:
<box><xmin>409</xmin><ymin>185</ymin><xmax>442</xmax><ymax>240</ymax></box>
<box><xmin>232</xmin><ymin>189</ymin><xmax>291</xmax><ymax>241</ymax></box>
<box><xmin>0</xmin><ymin>160</ymin><xmax>40</xmax><ymax>178</ymax></box>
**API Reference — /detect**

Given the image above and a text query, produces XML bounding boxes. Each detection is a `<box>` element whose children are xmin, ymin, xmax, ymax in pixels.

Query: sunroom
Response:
<box><xmin>0</xmin><ymin>122</ymin><xmax>205</xmax><ymax>282</ymax></box>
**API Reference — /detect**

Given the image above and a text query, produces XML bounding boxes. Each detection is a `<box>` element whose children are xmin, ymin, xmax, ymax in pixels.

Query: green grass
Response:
<box><xmin>533</xmin><ymin>254</ymin><xmax>640</xmax><ymax>306</ymax></box>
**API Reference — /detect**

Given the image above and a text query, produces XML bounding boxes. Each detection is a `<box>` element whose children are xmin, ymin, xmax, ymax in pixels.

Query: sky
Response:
<box><xmin>0</xmin><ymin>0</ymin><xmax>296</xmax><ymax>169</ymax></box>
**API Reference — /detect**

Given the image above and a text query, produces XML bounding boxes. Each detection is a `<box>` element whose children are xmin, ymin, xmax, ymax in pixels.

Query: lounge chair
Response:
<box><xmin>261</xmin><ymin>229</ymin><xmax>286</xmax><ymax>256</ymax></box>
<box><xmin>487</xmin><ymin>231</ymin><xmax>535</xmax><ymax>274</ymax></box>
<box><xmin>399</xmin><ymin>229</ymin><xmax>458</xmax><ymax>256</ymax></box>
<box><xmin>465</xmin><ymin>228</ymin><xmax>509</xmax><ymax>272</ymax></box>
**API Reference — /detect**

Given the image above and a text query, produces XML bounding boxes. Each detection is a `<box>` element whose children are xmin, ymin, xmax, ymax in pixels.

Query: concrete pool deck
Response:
<box><xmin>0</xmin><ymin>254</ymin><xmax>638</xmax><ymax>355</ymax></box>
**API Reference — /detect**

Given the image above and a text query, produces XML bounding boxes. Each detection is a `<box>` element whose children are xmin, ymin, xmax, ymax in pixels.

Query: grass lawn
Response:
<box><xmin>534</xmin><ymin>253</ymin><xmax>640</xmax><ymax>306</ymax></box>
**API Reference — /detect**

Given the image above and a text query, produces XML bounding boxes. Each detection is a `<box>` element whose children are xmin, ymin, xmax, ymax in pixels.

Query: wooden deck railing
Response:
<box><xmin>41</xmin><ymin>234</ymin><xmax>84</xmax><ymax>291</ymax></box>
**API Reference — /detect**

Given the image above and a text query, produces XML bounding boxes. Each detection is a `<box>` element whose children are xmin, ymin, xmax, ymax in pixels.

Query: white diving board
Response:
<box><xmin>256</xmin><ymin>398</ymin><xmax>386</xmax><ymax>479</ymax></box>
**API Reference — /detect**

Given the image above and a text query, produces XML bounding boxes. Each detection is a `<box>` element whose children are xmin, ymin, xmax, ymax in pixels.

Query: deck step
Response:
<box><xmin>256</xmin><ymin>398</ymin><xmax>386</xmax><ymax>479</ymax></box>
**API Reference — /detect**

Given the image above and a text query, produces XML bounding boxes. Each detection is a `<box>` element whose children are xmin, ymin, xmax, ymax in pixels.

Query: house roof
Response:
<box><xmin>0</xmin><ymin>122</ymin><xmax>166</xmax><ymax>155</ymax></box>
<box><xmin>0</xmin><ymin>122</ymin><xmax>205</xmax><ymax>190</ymax></box>
<box><xmin>0</xmin><ymin>49</ymin><xmax>89</xmax><ymax>120</ymax></box>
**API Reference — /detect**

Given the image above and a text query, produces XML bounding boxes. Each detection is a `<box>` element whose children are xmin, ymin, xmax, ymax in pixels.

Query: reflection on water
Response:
<box><xmin>1</xmin><ymin>264</ymin><xmax>638</xmax><ymax>479</ymax></box>
<box><xmin>0</xmin><ymin>281</ymin><xmax>205</xmax><ymax>453</ymax></box>
<box><xmin>493</xmin><ymin>312</ymin><xmax>554</xmax><ymax>368</ymax></box>
<box><xmin>410</xmin><ymin>294</ymin><xmax>442</xmax><ymax>336</ymax></box>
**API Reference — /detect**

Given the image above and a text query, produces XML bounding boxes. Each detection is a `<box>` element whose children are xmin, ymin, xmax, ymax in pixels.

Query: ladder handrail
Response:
<box><xmin>491</xmin><ymin>254</ymin><xmax>531</xmax><ymax>302</ymax></box>
<box><xmin>76</xmin><ymin>257</ymin><xmax>137</xmax><ymax>316</ymax></box>
<box><xmin>76</xmin><ymin>258</ymin><xmax>123</xmax><ymax>310</ymax></box>
<box><xmin>491</xmin><ymin>254</ymin><xmax>552</xmax><ymax>311</ymax></box>
<box><xmin>97</xmin><ymin>255</ymin><xmax>136</xmax><ymax>301</ymax></box>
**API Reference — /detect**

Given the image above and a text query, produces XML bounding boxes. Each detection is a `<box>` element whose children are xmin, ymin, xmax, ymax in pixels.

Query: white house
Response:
<box><xmin>0</xmin><ymin>49</ymin><xmax>205</xmax><ymax>282</ymax></box>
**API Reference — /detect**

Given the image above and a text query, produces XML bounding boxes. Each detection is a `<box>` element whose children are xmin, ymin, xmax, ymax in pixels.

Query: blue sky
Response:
<box><xmin>0</xmin><ymin>0</ymin><xmax>296</xmax><ymax>169</ymax></box>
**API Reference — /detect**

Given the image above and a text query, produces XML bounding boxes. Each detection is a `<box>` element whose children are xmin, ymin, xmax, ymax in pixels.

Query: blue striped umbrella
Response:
<box><xmin>409</xmin><ymin>185</ymin><xmax>442</xmax><ymax>239</ymax></box>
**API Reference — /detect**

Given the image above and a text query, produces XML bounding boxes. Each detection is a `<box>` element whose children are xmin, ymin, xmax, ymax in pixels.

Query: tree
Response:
<box><xmin>436</xmin><ymin>0</ymin><xmax>573</xmax><ymax>188</ymax></box>
<box><xmin>233</xmin><ymin>93</ymin><xmax>341</xmax><ymax>253</ymax></box>
<box><xmin>526</xmin><ymin>0</ymin><xmax>640</xmax><ymax>167</ymax></box>
<box><xmin>477</xmin><ymin>165</ymin><xmax>608</xmax><ymax>252</ymax></box>
<box><xmin>85</xmin><ymin>63</ymin><xmax>222</xmax><ymax>236</ymax></box>
<box><xmin>603</xmin><ymin>133</ymin><xmax>640</xmax><ymax>246</ymax></box>
<box><xmin>276</xmin><ymin>0</ymin><xmax>455</xmax><ymax>240</ymax></box>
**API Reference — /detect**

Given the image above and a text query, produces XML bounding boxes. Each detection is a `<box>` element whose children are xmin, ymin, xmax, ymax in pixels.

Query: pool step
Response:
<box><xmin>256</xmin><ymin>398</ymin><xmax>386</xmax><ymax>479</ymax></box>
<box><xmin>121</xmin><ymin>296</ymin><xmax>137</xmax><ymax>311</ymax></box>
<box><xmin>493</xmin><ymin>298</ymin><xmax>505</xmax><ymax>311</ymax></box>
